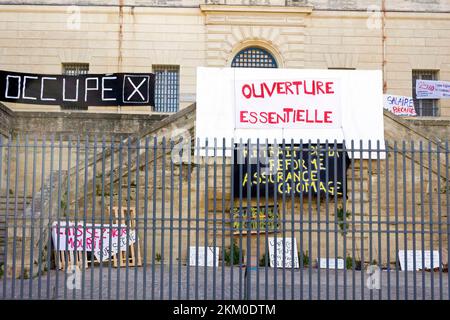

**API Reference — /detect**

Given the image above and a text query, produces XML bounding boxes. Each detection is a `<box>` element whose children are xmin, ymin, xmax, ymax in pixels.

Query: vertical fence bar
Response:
<box><xmin>402</xmin><ymin>141</ymin><xmax>408</xmax><ymax>300</ymax></box>
<box><xmin>393</xmin><ymin>141</ymin><xmax>399</xmax><ymax>300</ymax></box>
<box><xmin>436</xmin><ymin>142</ymin><xmax>443</xmax><ymax>300</ymax></box>
<box><xmin>45</xmin><ymin>135</ymin><xmax>55</xmax><ymax>299</ymax></box>
<box><xmin>289</xmin><ymin>139</ymin><xmax>295</xmax><ymax>300</ymax></box>
<box><xmin>54</xmin><ymin>135</ymin><xmax>62</xmax><ymax>299</ymax></box>
<box><xmin>116</xmin><ymin>136</ymin><xmax>123</xmax><ymax>300</ymax></box>
<box><xmin>299</xmin><ymin>139</ymin><xmax>304</xmax><ymax>301</ymax></box>
<box><xmin>204</xmin><ymin>138</ymin><xmax>209</xmax><ymax>300</ymax></box>
<box><xmin>376</xmin><ymin>140</ymin><xmax>382</xmax><ymax>300</ymax></box>
<box><xmin>99</xmin><ymin>136</ymin><xmax>106</xmax><ymax>300</ymax></box>
<box><xmin>169</xmin><ymin>139</ymin><xmax>174</xmax><ymax>300</ymax></box>
<box><xmin>368</xmin><ymin>140</ymin><xmax>373</xmax><ymax>301</ymax></box>
<box><xmin>37</xmin><ymin>135</ymin><xmax>46</xmax><ymax>299</ymax></box>
<box><xmin>11</xmin><ymin>135</ymin><xmax>20</xmax><ymax>298</ymax></box>
<box><xmin>325</xmin><ymin>140</ymin><xmax>330</xmax><ymax>300</ymax></box>
<box><xmin>411</xmin><ymin>141</ymin><xmax>417</xmax><ymax>300</ymax></box>
<box><xmin>343</xmin><ymin>141</ymin><xmax>348</xmax><ymax>300</ymax></box>
<box><xmin>19</xmin><ymin>135</ymin><xmax>28</xmax><ymax>299</ymax></box>
<box><xmin>177</xmin><ymin>137</ymin><xmax>183</xmax><ymax>300</ymax></box>
<box><xmin>1</xmin><ymin>135</ymin><xmax>11</xmax><ymax>299</ymax></box>
<box><xmin>186</xmin><ymin>138</ymin><xmax>191</xmax><ymax>300</ymax></box>
<box><xmin>315</xmin><ymin>141</ymin><xmax>320</xmax><ymax>300</ymax></box>
<box><xmin>107</xmin><ymin>137</ymin><xmax>115</xmax><ymax>300</ymax></box>
<box><xmin>359</xmin><ymin>140</ymin><xmax>364</xmax><ymax>300</ymax></box>
<box><xmin>446</xmin><ymin>140</ymin><xmax>449</xmax><ymax>301</ymax></box>
<box><xmin>351</xmin><ymin>140</ymin><xmax>356</xmax><ymax>300</ymax></box>
<box><xmin>428</xmin><ymin>140</ymin><xmax>434</xmax><ymax>300</ymax></box>
<box><xmin>194</xmin><ymin>137</ymin><xmax>199</xmax><ymax>300</ymax></box>
<box><xmin>419</xmin><ymin>141</ymin><xmax>425</xmax><ymax>299</ymax></box>
<box><xmin>212</xmin><ymin>138</ymin><xmax>217</xmax><ymax>300</ymax></box>
<box><xmin>385</xmin><ymin>140</ymin><xmax>391</xmax><ymax>300</ymax></box>
<box><xmin>160</xmin><ymin>137</ymin><xmax>166</xmax><ymax>300</ymax></box>
<box><xmin>143</xmin><ymin>137</ymin><xmax>149</xmax><ymax>300</ymax></box>
<box><xmin>125</xmin><ymin>138</ymin><xmax>132</xmax><ymax>300</ymax></box>
<box><xmin>151</xmin><ymin>136</ymin><xmax>157</xmax><ymax>300</ymax></box>
<box><xmin>28</xmin><ymin>136</ymin><xmax>37</xmax><ymax>299</ymax></box>
<box><xmin>221</xmin><ymin>138</ymin><xmax>225</xmax><ymax>300</ymax></box>
<box><xmin>134</xmin><ymin>139</ymin><xmax>141</xmax><ymax>300</ymax></box>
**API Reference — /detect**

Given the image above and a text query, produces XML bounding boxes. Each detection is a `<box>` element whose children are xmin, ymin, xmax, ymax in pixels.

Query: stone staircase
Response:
<box><xmin>0</xmin><ymin>192</ymin><xmax>32</xmax><ymax>265</ymax></box>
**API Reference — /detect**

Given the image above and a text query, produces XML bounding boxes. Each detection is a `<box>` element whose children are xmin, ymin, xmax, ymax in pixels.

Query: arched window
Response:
<box><xmin>231</xmin><ymin>47</ymin><xmax>278</xmax><ymax>68</ymax></box>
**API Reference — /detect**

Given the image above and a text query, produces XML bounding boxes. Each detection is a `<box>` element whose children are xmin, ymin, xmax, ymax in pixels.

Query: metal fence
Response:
<box><xmin>0</xmin><ymin>135</ymin><xmax>448</xmax><ymax>300</ymax></box>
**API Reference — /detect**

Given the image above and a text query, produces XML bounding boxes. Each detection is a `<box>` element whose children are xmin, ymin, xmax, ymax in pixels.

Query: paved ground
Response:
<box><xmin>0</xmin><ymin>266</ymin><xmax>449</xmax><ymax>300</ymax></box>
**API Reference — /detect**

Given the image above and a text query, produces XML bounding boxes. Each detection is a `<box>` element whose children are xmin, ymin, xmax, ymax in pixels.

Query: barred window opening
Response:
<box><xmin>231</xmin><ymin>47</ymin><xmax>278</xmax><ymax>68</ymax></box>
<box><xmin>412</xmin><ymin>70</ymin><xmax>439</xmax><ymax>117</ymax></box>
<box><xmin>153</xmin><ymin>65</ymin><xmax>179</xmax><ymax>113</ymax></box>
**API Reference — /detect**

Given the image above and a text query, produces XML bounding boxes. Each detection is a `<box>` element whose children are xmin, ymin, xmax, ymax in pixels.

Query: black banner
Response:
<box><xmin>0</xmin><ymin>70</ymin><xmax>155</xmax><ymax>107</ymax></box>
<box><xmin>233</xmin><ymin>144</ymin><xmax>350</xmax><ymax>197</ymax></box>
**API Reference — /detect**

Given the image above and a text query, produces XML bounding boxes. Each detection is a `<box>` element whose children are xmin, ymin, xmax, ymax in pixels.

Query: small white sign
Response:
<box><xmin>318</xmin><ymin>258</ymin><xmax>345</xmax><ymax>269</ymax></box>
<box><xmin>398</xmin><ymin>250</ymin><xmax>441</xmax><ymax>271</ymax></box>
<box><xmin>416</xmin><ymin>79</ymin><xmax>450</xmax><ymax>99</ymax></box>
<box><xmin>189</xmin><ymin>246</ymin><xmax>220</xmax><ymax>267</ymax></box>
<box><xmin>268</xmin><ymin>237</ymin><xmax>299</xmax><ymax>268</ymax></box>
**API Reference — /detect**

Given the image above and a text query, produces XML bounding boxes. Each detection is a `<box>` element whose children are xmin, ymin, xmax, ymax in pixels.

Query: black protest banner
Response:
<box><xmin>233</xmin><ymin>144</ymin><xmax>350</xmax><ymax>197</ymax></box>
<box><xmin>0</xmin><ymin>70</ymin><xmax>155</xmax><ymax>107</ymax></box>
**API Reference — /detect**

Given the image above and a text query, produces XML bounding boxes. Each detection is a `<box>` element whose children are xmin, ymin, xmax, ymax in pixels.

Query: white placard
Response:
<box><xmin>383</xmin><ymin>94</ymin><xmax>417</xmax><ymax>116</ymax></box>
<box><xmin>416</xmin><ymin>79</ymin><xmax>450</xmax><ymax>99</ymax></box>
<box><xmin>398</xmin><ymin>250</ymin><xmax>441</xmax><ymax>271</ymax></box>
<box><xmin>189</xmin><ymin>246</ymin><xmax>220</xmax><ymax>267</ymax></box>
<box><xmin>268</xmin><ymin>237</ymin><xmax>299</xmax><ymax>268</ymax></box>
<box><xmin>196</xmin><ymin>67</ymin><xmax>385</xmax><ymax>159</ymax></box>
<box><xmin>318</xmin><ymin>258</ymin><xmax>345</xmax><ymax>270</ymax></box>
<box><xmin>51</xmin><ymin>221</ymin><xmax>137</xmax><ymax>262</ymax></box>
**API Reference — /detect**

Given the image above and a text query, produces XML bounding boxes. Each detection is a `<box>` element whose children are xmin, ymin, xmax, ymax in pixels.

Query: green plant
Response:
<box><xmin>224</xmin><ymin>241</ymin><xmax>244</xmax><ymax>266</ymax></box>
<box><xmin>345</xmin><ymin>256</ymin><xmax>362</xmax><ymax>270</ymax></box>
<box><xmin>0</xmin><ymin>263</ymin><xmax>4</xmax><ymax>279</ymax></box>
<box><xmin>259</xmin><ymin>252</ymin><xmax>269</xmax><ymax>267</ymax></box>
<box><xmin>155</xmin><ymin>253</ymin><xmax>162</xmax><ymax>263</ymax></box>
<box><xmin>337</xmin><ymin>207</ymin><xmax>351</xmax><ymax>235</ymax></box>
<box><xmin>299</xmin><ymin>251</ymin><xmax>309</xmax><ymax>267</ymax></box>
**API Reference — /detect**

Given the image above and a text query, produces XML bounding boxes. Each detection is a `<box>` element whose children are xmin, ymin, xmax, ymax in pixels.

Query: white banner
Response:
<box><xmin>235</xmin><ymin>78</ymin><xmax>341</xmax><ymax>129</ymax></box>
<box><xmin>196</xmin><ymin>67</ymin><xmax>385</xmax><ymax>159</ymax></box>
<box><xmin>416</xmin><ymin>79</ymin><xmax>450</xmax><ymax>99</ymax></box>
<box><xmin>51</xmin><ymin>221</ymin><xmax>137</xmax><ymax>262</ymax></box>
<box><xmin>383</xmin><ymin>94</ymin><xmax>416</xmax><ymax>116</ymax></box>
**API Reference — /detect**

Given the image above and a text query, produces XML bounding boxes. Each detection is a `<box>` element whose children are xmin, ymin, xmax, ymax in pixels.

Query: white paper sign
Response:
<box><xmin>383</xmin><ymin>94</ymin><xmax>417</xmax><ymax>116</ymax></box>
<box><xmin>51</xmin><ymin>221</ymin><xmax>137</xmax><ymax>262</ymax></box>
<box><xmin>416</xmin><ymin>79</ymin><xmax>450</xmax><ymax>99</ymax></box>
<box><xmin>318</xmin><ymin>258</ymin><xmax>345</xmax><ymax>269</ymax></box>
<box><xmin>235</xmin><ymin>78</ymin><xmax>342</xmax><ymax>130</ymax></box>
<box><xmin>196</xmin><ymin>67</ymin><xmax>385</xmax><ymax>159</ymax></box>
<box><xmin>268</xmin><ymin>237</ymin><xmax>299</xmax><ymax>268</ymax></box>
<box><xmin>189</xmin><ymin>246</ymin><xmax>220</xmax><ymax>267</ymax></box>
<box><xmin>398</xmin><ymin>250</ymin><xmax>441</xmax><ymax>271</ymax></box>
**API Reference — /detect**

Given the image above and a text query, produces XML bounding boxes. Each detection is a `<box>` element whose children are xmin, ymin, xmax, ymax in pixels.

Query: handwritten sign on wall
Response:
<box><xmin>189</xmin><ymin>246</ymin><xmax>220</xmax><ymax>267</ymax></box>
<box><xmin>398</xmin><ymin>250</ymin><xmax>441</xmax><ymax>271</ymax></box>
<box><xmin>51</xmin><ymin>221</ymin><xmax>137</xmax><ymax>262</ymax></box>
<box><xmin>268</xmin><ymin>237</ymin><xmax>299</xmax><ymax>268</ymax></box>
<box><xmin>416</xmin><ymin>79</ymin><xmax>450</xmax><ymax>99</ymax></box>
<box><xmin>234</xmin><ymin>144</ymin><xmax>349</xmax><ymax>197</ymax></box>
<box><xmin>383</xmin><ymin>94</ymin><xmax>417</xmax><ymax>116</ymax></box>
<box><xmin>232</xmin><ymin>206</ymin><xmax>279</xmax><ymax>234</ymax></box>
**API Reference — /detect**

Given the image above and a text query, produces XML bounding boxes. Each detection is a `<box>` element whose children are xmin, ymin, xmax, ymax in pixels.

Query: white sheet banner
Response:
<box><xmin>383</xmin><ymin>94</ymin><xmax>416</xmax><ymax>116</ymax></box>
<box><xmin>416</xmin><ymin>79</ymin><xmax>450</xmax><ymax>99</ymax></box>
<box><xmin>51</xmin><ymin>221</ymin><xmax>137</xmax><ymax>262</ymax></box>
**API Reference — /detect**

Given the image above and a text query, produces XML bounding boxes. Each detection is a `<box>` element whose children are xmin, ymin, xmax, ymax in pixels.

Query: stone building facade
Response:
<box><xmin>0</xmin><ymin>0</ymin><xmax>449</xmax><ymax>118</ymax></box>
